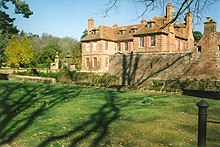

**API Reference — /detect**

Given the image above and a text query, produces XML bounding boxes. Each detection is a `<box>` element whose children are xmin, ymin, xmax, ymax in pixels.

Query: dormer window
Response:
<box><xmin>118</xmin><ymin>28</ymin><xmax>126</xmax><ymax>35</ymax></box>
<box><xmin>118</xmin><ymin>30</ymin><xmax>125</xmax><ymax>35</ymax></box>
<box><xmin>91</xmin><ymin>28</ymin><xmax>99</xmax><ymax>35</ymax></box>
<box><xmin>130</xmin><ymin>26</ymin><xmax>137</xmax><ymax>34</ymax></box>
<box><xmin>147</xmin><ymin>22</ymin><xmax>155</xmax><ymax>28</ymax></box>
<box><xmin>91</xmin><ymin>30</ymin><xmax>96</xmax><ymax>35</ymax></box>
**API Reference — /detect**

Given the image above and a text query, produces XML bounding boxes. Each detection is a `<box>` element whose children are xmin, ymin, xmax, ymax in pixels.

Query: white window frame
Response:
<box><xmin>105</xmin><ymin>41</ymin><xmax>109</xmax><ymax>50</ymax></box>
<box><xmin>105</xmin><ymin>57</ymin><xmax>109</xmax><ymax>67</ymax></box>
<box><xmin>150</xmin><ymin>35</ymin><xmax>156</xmax><ymax>47</ymax></box>
<box><xmin>93</xmin><ymin>57</ymin><xmax>97</xmax><ymax>67</ymax></box>
<box><xmin>180</xmin><ymin>40</ymin><xmax>183</xmax><ymax>50</ymax></box>
<box><xmin>125</xmin><ymin>42</ymin><xmax>129</xmax><ymax>51</ymax></box>
<box><xmin>85</xmin><ymin>58</ymin><xmax>89</xmax><ymax>67</ymax></box>
<box><xmin>86</xmin><ymin>43</ymin><xmax>90</xmax><ymax>52</ymax></box>
<box><xmin>117</xmin><ymin>42</ymin><xmax>121</xmax><ymax>51</ymax></box>
<box><xmin>139</xmin><ymin>36</ymin><xmax>145</xmax><ymax>48</ymax></box>
<box><xmin>93</xmin><ymin>42</ymin><xmax>97</xmax><ymax>52</ymax></box>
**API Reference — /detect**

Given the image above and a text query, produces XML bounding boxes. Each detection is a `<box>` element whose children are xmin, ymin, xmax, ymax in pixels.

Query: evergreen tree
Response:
<box><xmin>20</xmin><ymin>36</ymin><xmax>34</xmax><ymax>67</ymax></box>
<box><xmin>4</xmin><ymin>35</ymin><xmax>21</xmax><ymax>67</ymax></box>
<box><xmin>72</xmin><ymin>42</ymin><xmax>82</xmax><ymax>69</ymax></box>
<box><xmin>193</xmin><ymin>31</ymin><xmax>203</xmax><ymax>45</ymax></box>
<box><xmin>0</xmin><ymin>35</ymin><xmax>8</xmax><ymax>68</ymax></box>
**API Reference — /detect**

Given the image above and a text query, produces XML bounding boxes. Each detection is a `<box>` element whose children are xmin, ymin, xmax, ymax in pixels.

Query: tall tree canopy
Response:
<box><xmin>4</xmin><ymin>35</ymin><xmax>34</xmax><ymax>67</ymax></box>
<box><xmin>20</xmin><ymin>36</ymin><xmax>34</xmax><ymax>67</ymax></box>
<box><xmin>0</xmin><ymin>0</ymin><xmax>33</xmax><ymax>36</ymax></box>
<box><xmin>0</xmin><ymin>0</ymin><xmax>33</xmax><ymax>68</ymax></box>
<box><xmin>4</xmin><ymin>35</ymin><xmax>21</xmax><ymax>67</ymax></box>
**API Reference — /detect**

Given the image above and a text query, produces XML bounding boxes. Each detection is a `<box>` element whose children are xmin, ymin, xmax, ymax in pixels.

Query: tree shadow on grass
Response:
<box><xmin>0</xmin><ymin>82</ymin><xmax>81</xmax><ymax>145</ymax></box>
<box><xmin>38</xmin><ymin>90</ymin><xmax>120</xmax><ymax>147</ymax></box>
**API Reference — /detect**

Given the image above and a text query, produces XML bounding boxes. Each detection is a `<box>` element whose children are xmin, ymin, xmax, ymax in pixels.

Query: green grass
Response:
<box><xmin>0</xmin><ymin>81</ymin><xmax>219</xmax><ymax>146</ymax></box>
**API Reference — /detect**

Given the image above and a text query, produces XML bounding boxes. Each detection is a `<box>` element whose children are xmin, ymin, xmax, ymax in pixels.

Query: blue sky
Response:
<box><xmin>7</xmin><ymin>0</ymin><xmax>220</xmax><ymax>40</ymax></box>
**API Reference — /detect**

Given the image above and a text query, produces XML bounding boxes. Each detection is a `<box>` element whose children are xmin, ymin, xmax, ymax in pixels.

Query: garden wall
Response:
<box><xmin>8</xmin><ymin>75</ymin><xmax>56</xmax><ymax>84</ymax></box>
<box><xmin>109</xmin><ymin>51</ymin><xmax>220</xmax><ymax>92</ymax></box>
<box><xmin>109</xmin><ymin>52</ymin><xmax>193</xmax><ymax>87</ymax></box>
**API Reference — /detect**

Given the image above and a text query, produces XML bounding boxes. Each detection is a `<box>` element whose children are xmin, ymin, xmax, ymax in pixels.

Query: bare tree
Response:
<box><xmin>103</xmin><ymin>0</ymin><xmax>217</xmax><ymax>23</ymax></box>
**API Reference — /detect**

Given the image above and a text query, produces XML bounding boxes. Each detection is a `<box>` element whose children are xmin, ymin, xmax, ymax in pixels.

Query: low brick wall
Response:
<box><xmin>8</xmin><ymin>75</ymin><xmax>56</xmax><ymax>84</ymax></box>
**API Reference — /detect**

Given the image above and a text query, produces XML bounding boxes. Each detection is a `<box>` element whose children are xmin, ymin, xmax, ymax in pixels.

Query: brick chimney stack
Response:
<box><xmin>185</xmin><ymin>12</ymin><xmax>194</xmax><ymax>51</ymax></box>
<box><xmin>88</xmin><ymin>18</ymin><xmax>95</xmax><ymax>32</ymax></box>
<box><xmin>166</xmin><ymin>3</ymin><xmax>174</xmax><ymax>21</ymax></box>
<box><xmin>204</xmin><ymin>17</ymin><xmax>217</xmax><ymax>34</ymax></box>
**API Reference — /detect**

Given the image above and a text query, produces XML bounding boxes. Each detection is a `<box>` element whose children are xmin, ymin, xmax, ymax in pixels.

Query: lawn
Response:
<box><xmin>0</xmin><ymin>81</ymin><xmax>219</xmax><ymax>146</ymax></box>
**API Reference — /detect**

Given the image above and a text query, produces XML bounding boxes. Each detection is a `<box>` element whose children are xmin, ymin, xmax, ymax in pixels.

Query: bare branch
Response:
<box><xmin>103</xmin><ymin>0</ymin><xmax>217</xmax><ymax>25</ymax></box>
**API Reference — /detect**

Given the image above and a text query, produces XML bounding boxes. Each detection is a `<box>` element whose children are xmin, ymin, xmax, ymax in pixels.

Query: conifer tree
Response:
<box><xmin>4</xmin><ymin>35</ymin><xmax>21</xmax><ymax>67</ymax></box>
<box><xmin>20</xmin><ymin>36</ymin><xmax>34</xmax><ymax>67</ymax></box>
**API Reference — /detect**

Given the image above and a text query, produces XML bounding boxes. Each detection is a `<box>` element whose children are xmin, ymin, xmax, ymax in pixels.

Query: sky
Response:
<box><xmin>7</xmin><ymin>0</ymin><xmax>220</xmax><ymax>40</ymax></box>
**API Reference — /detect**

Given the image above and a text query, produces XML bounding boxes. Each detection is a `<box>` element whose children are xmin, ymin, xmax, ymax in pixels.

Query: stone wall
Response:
<box><xmin>8</xmin><ymin>75</ymin><xmax>56</xmax><ymax>84</ymax></box>
<box><xmin>109</xmin><ymin>51</ymin><xmax>220</xmax><ymax>88</ymax></box>
<box><xmin>0</xmin><ymin>68</ymin><xmax>60</xmax><ymax>74</ymax></box>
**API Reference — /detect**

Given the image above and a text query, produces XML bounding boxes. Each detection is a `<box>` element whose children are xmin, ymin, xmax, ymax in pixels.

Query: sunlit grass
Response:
<box><xmin>0</xmin><ymin>81</ymin><xmax>219</xmax><ymax>146</ymax></box>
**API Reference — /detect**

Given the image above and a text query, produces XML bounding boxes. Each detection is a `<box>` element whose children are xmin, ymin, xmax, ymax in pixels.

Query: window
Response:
<box><xmin>150</xmin><ymin>63</ymin><xmax>153</xmax><ymax>69</ymax></box>
<box><xmin>139</xmin><ymin>36</ymin><xmax>145</xmax><ymax>48</ymax></box>
<box><xmin>85</xmin><ymin>58</ymin><xmax>89</xmax><ymax>67</ymax></box>
<box><xmin>175</xmin><ymin>39</ymin><xmax>179</xmax><ymax>49</ymax></box>
<box><xmin>93</xmin><ymin>57</ymin><xmax>97</xmax><ymax>67</ymax></box>
<box><xmin>86</xmin><ymin>43</ymin><xmax>90</xmax><ymax>52</ymax></box>
<box><xmin>93</xmin><ymin>42</ymin><xmax>97</xmax><ymax>52</ymax></box>
<box><xmin>91</xmin><ymin>30</ymin><xmax>96</xmax><ymax>35</ymax></box>
<box><xmin>147</xmin><ymin>22</ymin><xmax>154</xmax><ymax>28</ymax></box>
<box><xmin>118</xmin><ymin>30</ymin><xmax>125</xmax><ymax>35</ymax></box>
<box><xmin>218</xmin><ymin>45</ymin><xmax>220</xmax><ymax>51</ymax></box>
<box><xmin>130</xmin><ymin>28</ymin><xmax>137</xmax><ymax>34</ymax></box>
<box><xmin>198</xmin><ymin>46</ymin><xmax>202</xmax><ymax>52</ymax></box>
<box><xmin>105</xmin><ymin>57</ymin><xmax>109</xmax><ymax>67</ymax></box>
<box><xmin>105</xmin><ymin>41</ymin><xmax>108</xmax><ymax>50</ymax></box>
<box><xmin>125</xmin><ymin>42</ymin><xmax>129</xmax><ymax>51</ymax></box>
<box><xmin>180</xmin><ymin>41</ymin><xmax>183</xmax><ymax>50</ymax></box>
<box><xmin>117</xmin><ymin>42</ymin><xmax>121</xmax><ymax>51</ymax></box>
<box><xmin>150</xmin><ymin>35</ymin><xmax>156</xmax><ymax>47</ymax></box>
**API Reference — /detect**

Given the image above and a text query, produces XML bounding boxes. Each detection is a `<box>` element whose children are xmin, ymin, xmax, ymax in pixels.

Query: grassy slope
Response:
<box><xmin>0</xmin><ymin>81</ymin><xmax>219</xmax><ymax>146</ymax></box>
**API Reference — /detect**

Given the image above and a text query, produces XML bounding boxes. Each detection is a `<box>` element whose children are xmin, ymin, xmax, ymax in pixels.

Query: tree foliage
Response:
<box><xmin>4</xmin><ymin>35</ymin><xmax>21</xmax><ymax>67</ymax></box>
<box><xmin>20</xmin><ymin>36</ymin><xmax>34</xmax><ymax>67</ymax></box>
<box><xmin>0</xmin><ymin>0</ymin><xmax>32</xmax><ymax>67</ymax></box>
<box><xmin>31</xmin><ymin>41</ymin><xmax>62</xmax><ymax>68</ymax></box>
<box><xmin>193</xmin><ymin>31</ymin><xmax>203</xmax><ymax>45</ymax></box>
<box><xmin>0</xmin><ymin>0</ymin><xmax>33</xmax><ymax>36</ymax></box>
<box><xmin>72</xmin><ymin>42</ymin><xmax>82</xmax><ymax>69</ymax></box>
<box><xmin>4</xmin><ymin>35</ymin><xmax>34</xmax><ymax>67</ymax></box>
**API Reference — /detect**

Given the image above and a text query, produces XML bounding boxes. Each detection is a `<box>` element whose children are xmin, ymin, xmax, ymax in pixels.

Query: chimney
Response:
<box><xmin>166</xmin><ymin>3</ymin><xmax>174</xmax><ymax>21</ymax></box>
<box><xmin>185</xmin><ymin>12</ymin><xmax>193</xmax><ymax>34</ymax></box>
<box><xmin>113</xmin><ymin>24</ymin><xmax>118</xmax><ymax>27</ymax></box>
<box><xmin>88</xmin><ymin>18</ymin><xmax>95</xmax><ymax>32</ymax></box>
<box><xmin>141</xmin><ymin>19</ymin><xmax>147</xmax><ymax>24</ymax></box>
<box><xmin>204</xmin><ymin>17</ymin><xmax>217</xmax><ymax>34</ymax></box>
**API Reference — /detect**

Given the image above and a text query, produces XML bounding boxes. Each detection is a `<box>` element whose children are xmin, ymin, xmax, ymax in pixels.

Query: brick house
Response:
<box><xmin>197</xmin><ymin>17</ymin><xmax>220</xmax><ymax>53</ymax></box>
<box><xmin>191</xmin><ymin>17</ymin><xmax>220</xmax><ymax>78</ymax></box>
<box><xmin>81</xmin><ymin>3</ymin><xmax>194</xmax><ymax>73</ymax></box>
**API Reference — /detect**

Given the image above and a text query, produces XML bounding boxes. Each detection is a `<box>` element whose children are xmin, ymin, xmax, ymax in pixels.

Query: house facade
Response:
<box><xmin>197</xmin><ymin>17</ymin><xmax>220</xmax><ymax>53</ymax></box>
<box><xmin>81</xmin><ymin>3</ymin><xmax>194</xmax><ymax>73</ymax></box>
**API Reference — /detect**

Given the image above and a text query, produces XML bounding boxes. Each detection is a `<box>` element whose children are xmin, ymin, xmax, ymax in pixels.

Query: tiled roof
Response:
<box><xmin>81</xmin><ymin>15</ymin><xmax>188</xmax><ymax>42</ymax></box>
<box><xmin>216</xmin><ymin>32</ymin><xmax>220</xmax><ymax>39</ymax></box>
